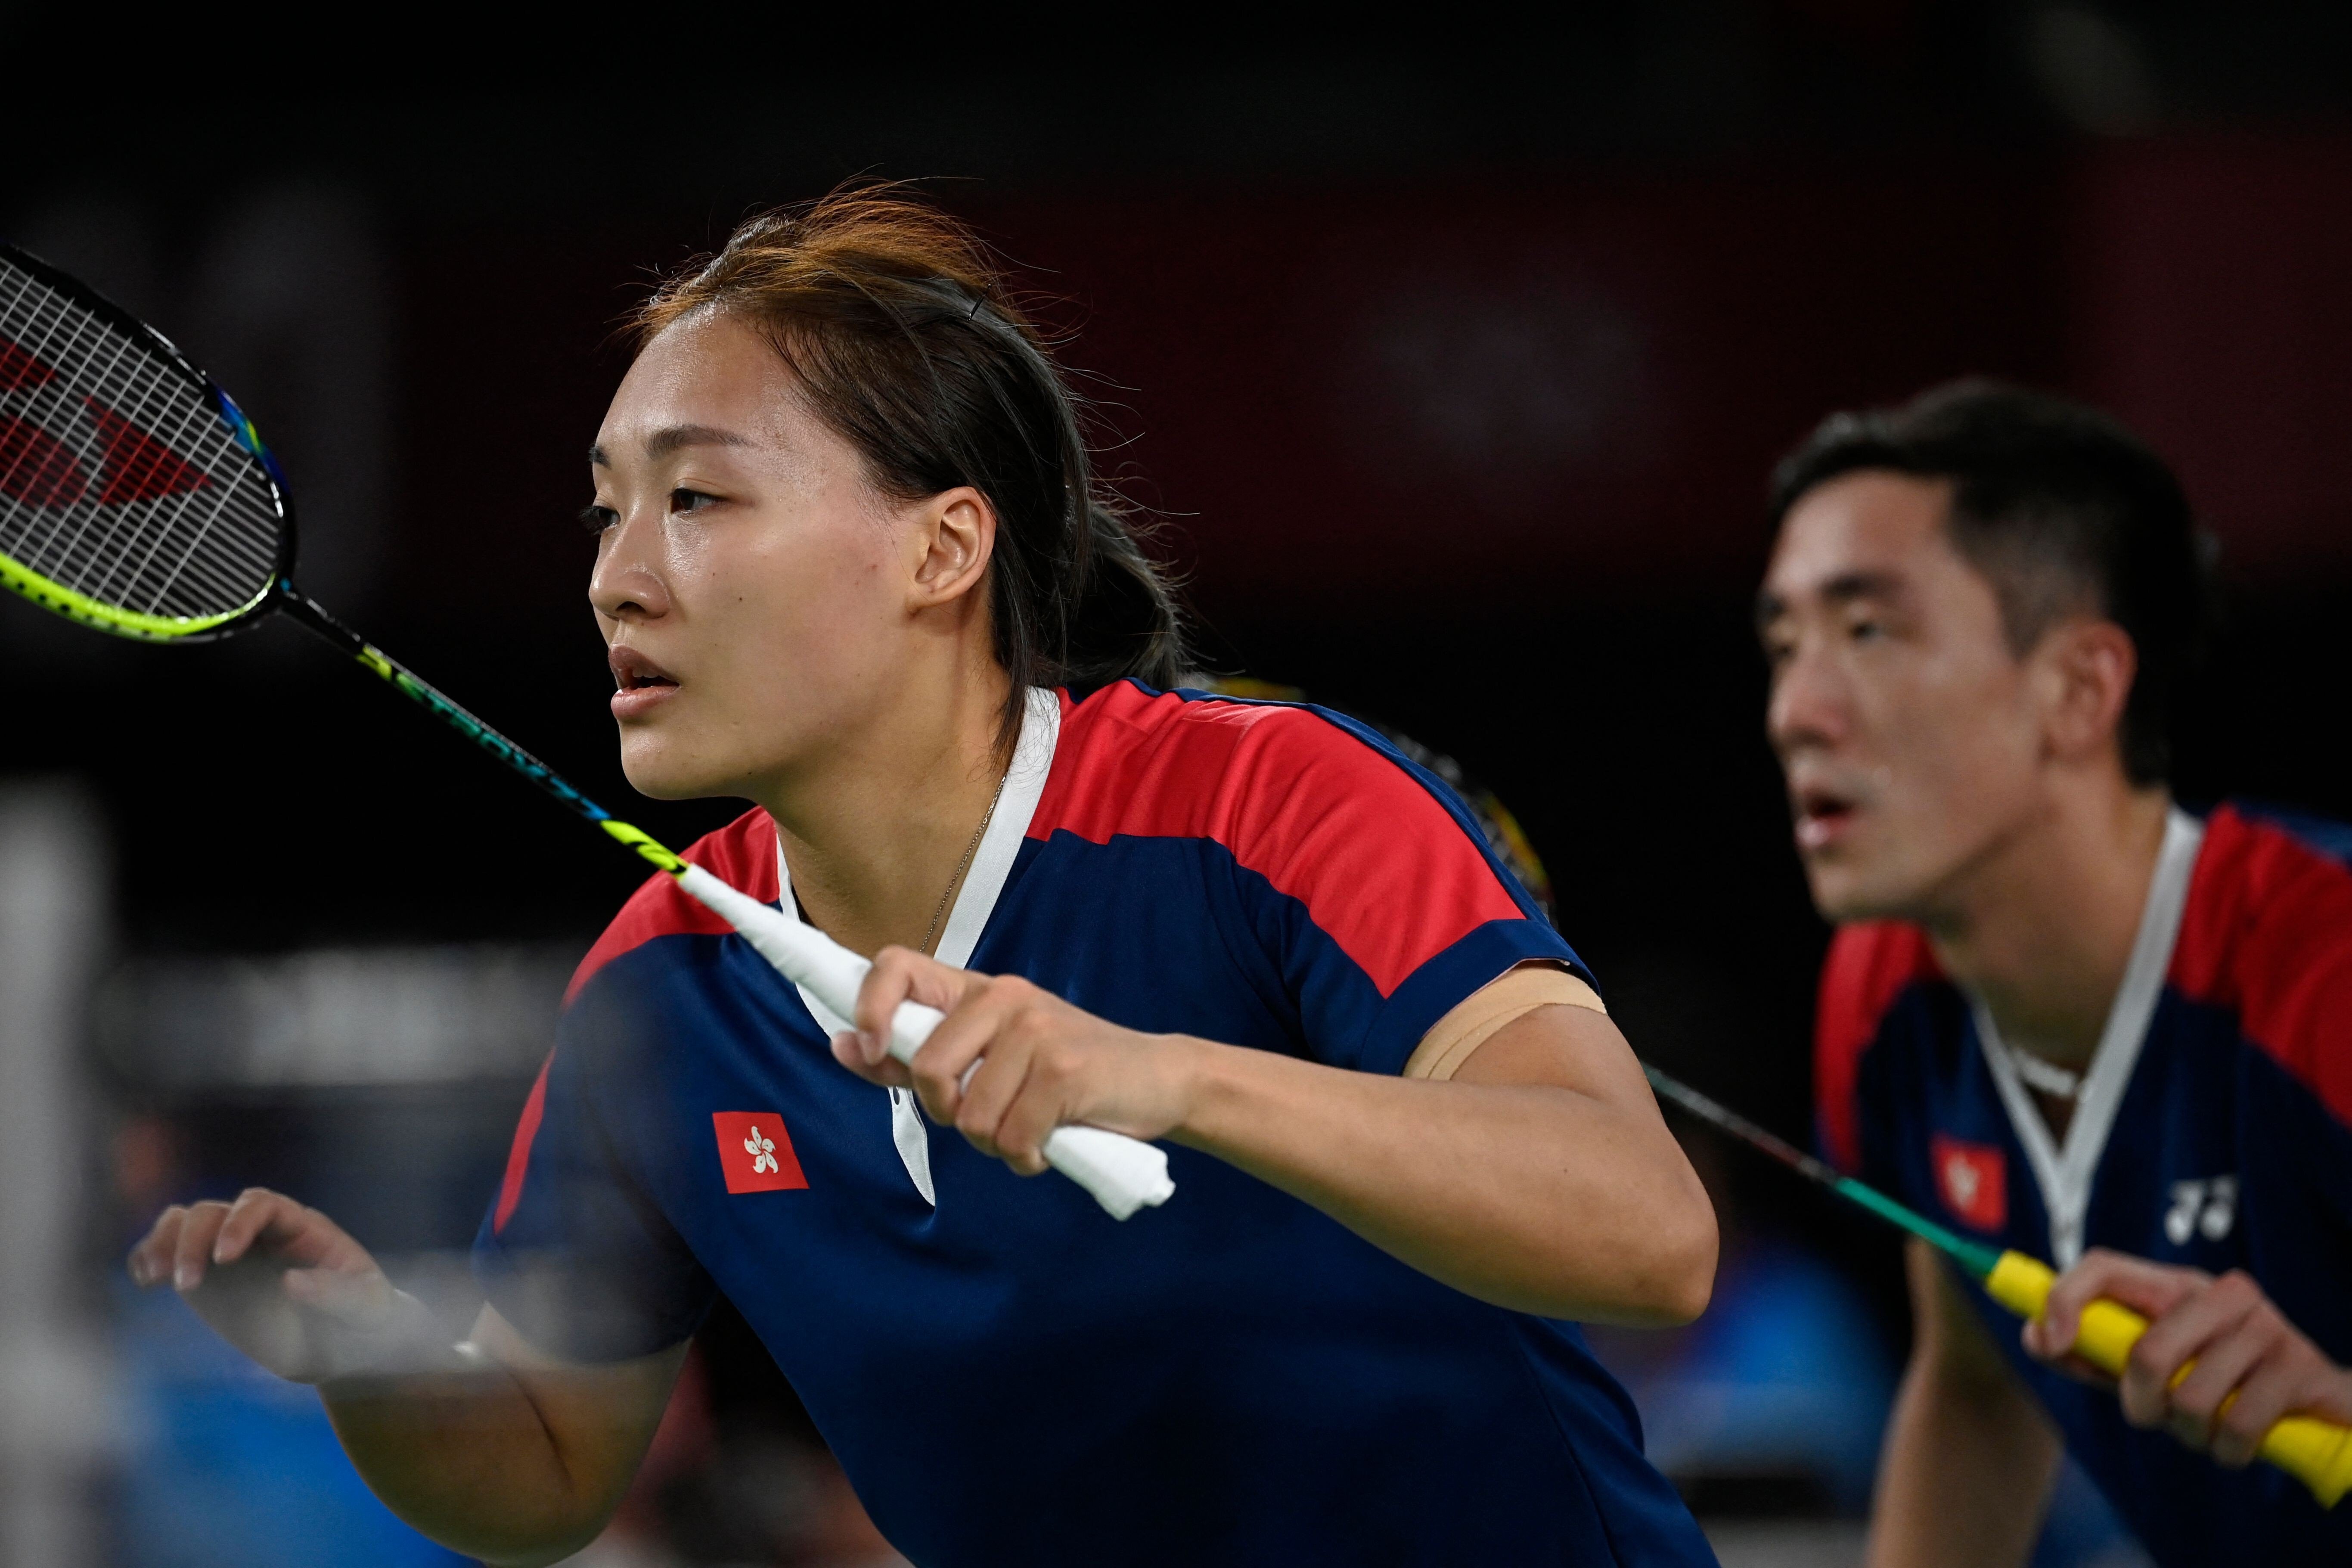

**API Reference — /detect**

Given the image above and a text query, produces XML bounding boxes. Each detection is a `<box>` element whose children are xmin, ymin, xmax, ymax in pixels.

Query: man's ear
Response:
<box><xmin>2040</xmin><ymin>618</ymin><xmax>2138</xmax><ymax>766</ymax></box>
<box><xmin>907</xmin><ymin>486</ymin><xmax>997</xmax><ymax>611</ymax></box>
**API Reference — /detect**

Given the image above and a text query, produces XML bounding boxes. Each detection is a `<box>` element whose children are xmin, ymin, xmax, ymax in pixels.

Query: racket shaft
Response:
<box><xmin>676</xmin><ymin>865</ymin><xmax>1174</xmax><ymax>1219</ymax></box>
<box><xmin>285</xmin><ymin>601</ymin><xmax>1173</xmax><ymax>1217</ymax></box>
<box><xmin>280</xmin><ymin>593</ymin><xmax>614</xmax><ymax>827</ymax></box>
<box><xmin>1984</xmin><ymin>1252</ymin><xmax>2352</xmax><ymax>1506</ymax></box>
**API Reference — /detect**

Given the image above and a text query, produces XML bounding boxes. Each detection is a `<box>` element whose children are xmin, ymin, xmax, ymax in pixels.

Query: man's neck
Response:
<box><xmin>756</xmin><ymin>658</ymin><xmax>1017</xmax><ymax>959</ymax></box>
<box><xmin>1921</xmin><ymin>781</ymin><xmax>2173</xmax><ymax>1072</ymax></box>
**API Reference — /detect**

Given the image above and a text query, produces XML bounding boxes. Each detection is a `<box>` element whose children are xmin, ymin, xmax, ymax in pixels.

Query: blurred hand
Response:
<box><xmin>830</xmin><ymin>946</ymin><xmax>1200</xmax><ymax>1175</ymax></box>
<box><xmin>127</xmin><ymin>1188</ymin><xmax>435</xmax><ymax>1385</ymax></box>
<box><xmin>2023</xmin><ymin>1247</ymin><xmax>2352</xmax><ymax>1468</ymax></box>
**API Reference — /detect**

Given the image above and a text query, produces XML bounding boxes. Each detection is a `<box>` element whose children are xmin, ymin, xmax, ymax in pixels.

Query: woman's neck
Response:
<box><xmin>760</xmin><ymin>660</ymin><xmax>1016</xmax><ymax>958</ymax></box>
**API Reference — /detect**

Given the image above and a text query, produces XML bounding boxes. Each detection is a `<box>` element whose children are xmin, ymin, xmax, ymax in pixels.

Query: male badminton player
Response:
<box><xmin>127</xmin><ymin>192</ymin><xmax>1719</xmax><ymax>1566</ymax></box>
<box><xmin>1759</xmin><ymin>381</ymin><xmax>2352</xmax><ymax>1567</ymax></box>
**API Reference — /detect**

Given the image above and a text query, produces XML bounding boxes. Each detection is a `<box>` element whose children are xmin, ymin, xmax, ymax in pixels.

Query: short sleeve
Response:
<box><xmin>1814</xmin><ymin>922</ymin><xmax>1939</xmax><ymax>1184</ymax></box>
<box><xmin>1215</xmin><ymin>706</ymin><xmax>1589</xmax><ymax>1076</ymax></box>
<box><xmin>2175</xmin><ymin>806</ymin><xmax>2352</xmax><ymax>1130</ymax></box>
<box><xmin>472</xmin><ymin>974</ymin><xmax>716</xmax><ymax>1362</ymax></box>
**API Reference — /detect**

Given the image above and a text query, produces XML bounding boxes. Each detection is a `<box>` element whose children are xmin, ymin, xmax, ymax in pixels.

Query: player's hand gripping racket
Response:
<box><xmin>1647</xmin><ymin>1067</ymin><xmax>2352</xmax><ymax>1507</ymax></box>
<box><xmin>0</xmin><ymin>242</ymin><xmax>1173</xmax><ymax>1221</ymax></box>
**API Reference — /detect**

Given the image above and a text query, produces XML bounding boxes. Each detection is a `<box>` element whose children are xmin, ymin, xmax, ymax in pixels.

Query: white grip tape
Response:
<box><xmin>675</xmin><ymin>864</ymin><xmax>1174</xmax><ymax>1219</ymax></box>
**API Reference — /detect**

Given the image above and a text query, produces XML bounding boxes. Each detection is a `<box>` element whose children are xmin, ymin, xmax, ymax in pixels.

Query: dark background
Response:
<box><xmin>9</xmin><ymin>3</ymin><xmax>2352</xmax><ymax>1551</ymax></box>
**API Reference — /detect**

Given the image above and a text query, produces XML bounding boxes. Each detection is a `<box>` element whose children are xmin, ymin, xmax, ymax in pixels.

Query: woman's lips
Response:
<box><xmin>611</xmin><ymin>683</ymin><xmax>677</xmax><ymax>720</ymax></box>
<box><xmin>608</xmin><ymin>646</ymin><xmax>680</xmax><ymax>720</ymax></box>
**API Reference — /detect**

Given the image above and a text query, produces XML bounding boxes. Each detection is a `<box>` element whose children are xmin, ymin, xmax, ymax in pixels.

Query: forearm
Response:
<box><xmin>321</xmin><ymin>1313</ymin><xmax>683</xmax><ymax>1568</ymax></box>
<box><xmin>1868</xmin><ymin>1359</ymin><xmax>2059</xmax><ymax>1568</ymax></box>
<box><xmin>323</xmin><ymin>1362</ymin><xmax>614</xmax><ymax>1567</ymax></box>
<box><xmin>1169</xmin><ymin>1025</ymin><xmax>1715</xmax><ymax>1323</ymax></box>
<box><xmin>1868</xmin><ymin>1242</ymin><xmax>2060</xmax><ymax>1568</ymax></box>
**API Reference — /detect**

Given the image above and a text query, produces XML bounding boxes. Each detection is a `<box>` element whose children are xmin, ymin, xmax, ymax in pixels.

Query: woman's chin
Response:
<box><xmin>619</xmin><ymin>746</ymin><xmax>735</xmax><ymax>804</ymax></box>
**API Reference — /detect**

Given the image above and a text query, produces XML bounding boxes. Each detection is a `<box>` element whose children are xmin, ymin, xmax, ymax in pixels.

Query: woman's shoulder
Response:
<box><xmin>563</xmin><ymin>809</ymin><xmax>778</xmax><ymax>1007</ymax></box>
<box><xmin>1037</xmin><ymin>681</ymin><xmax>1527</xmax><ymax>922</ymax></box>
<box><xmin>1040</xmin><ymin>680</ymin><xmax>1452</xmax><ymax>850</ymax></box>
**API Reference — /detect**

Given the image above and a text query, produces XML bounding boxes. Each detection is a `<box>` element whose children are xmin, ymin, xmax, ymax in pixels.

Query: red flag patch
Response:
<box><xmin>712</xmin><ymin>1111</ymin><xmax>807</xmax><ymax>1194</ymax></box>
<box><xmin>1932</xmin><ymin>1133</ymin><xmax>2007</xmax><ymax>1232</ymax></box>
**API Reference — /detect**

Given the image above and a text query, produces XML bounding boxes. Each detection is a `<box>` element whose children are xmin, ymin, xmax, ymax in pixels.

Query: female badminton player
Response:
<box><xmin>127</xmin><ymin>191</ymin><xmax>1719</xmax><ymax>1567</ymax></box>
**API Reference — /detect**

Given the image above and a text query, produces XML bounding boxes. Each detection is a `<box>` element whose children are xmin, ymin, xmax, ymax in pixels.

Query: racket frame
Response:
<box><xmin>0</xmin><ymin>242</ymin><xmax>294</xmax><ymax>641</ymax></box>
<box><xmin>1</xmin><ymin>241</ymin><xmax>1176</xmax><ymax>1220</ymax></box>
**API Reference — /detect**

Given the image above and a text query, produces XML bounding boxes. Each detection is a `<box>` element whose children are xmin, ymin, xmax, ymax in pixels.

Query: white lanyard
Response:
<box><xmin>773</xmin><ymin>688</ymin><xmax>1062</xmax><ymax>1205</ymax></box>
<box><xmin>1973</xmin><ymin>808</ymin><xmax>2204</xmax><ymax>1267</ymax></box>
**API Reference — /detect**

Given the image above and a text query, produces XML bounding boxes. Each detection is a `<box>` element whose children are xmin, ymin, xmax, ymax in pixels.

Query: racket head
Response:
<box><xmin>0</xmin><ymin>243</ymin><xmax>293</xmax><ymax>641</ymax></box>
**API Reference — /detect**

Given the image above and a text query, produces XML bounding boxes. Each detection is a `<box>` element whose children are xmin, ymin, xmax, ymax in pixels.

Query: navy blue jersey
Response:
<box><xmin>1818</xmin><ymin>805</ymin><xmax>2352</xmax><ymax>1567</ymax></box>
<box><xmin>477</xmin><ymin>682</ymin><xmax>1716</xmax><ymax>1568</ymax></box>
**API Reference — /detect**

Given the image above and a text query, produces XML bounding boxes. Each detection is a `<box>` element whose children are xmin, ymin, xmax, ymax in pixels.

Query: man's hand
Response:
<box><xmin>830</xmin><ymin>945</ymin><xmax>1201</xmax><ymax>1174</ymax></box>
<box><xmin>2023</xmin><ymin>1247</ymin><xmax>2352</xmax><ymax>1468</ymax></box>
<box><xmin>127</xmin><ymin>1188</ymin><xmax>434</xmax><ymax>1384</ymax></box>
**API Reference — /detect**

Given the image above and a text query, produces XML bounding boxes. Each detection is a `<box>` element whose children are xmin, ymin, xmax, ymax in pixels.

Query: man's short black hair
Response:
<box><xmin>1769</xmin><ymin>379</ymin><xmax>2209</xmax><ymax>786</ymax></box>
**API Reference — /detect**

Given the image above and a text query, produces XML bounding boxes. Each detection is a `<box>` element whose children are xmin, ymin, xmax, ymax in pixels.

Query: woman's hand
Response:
<box><xmin>831</xmin><ymin>945</ymin><xmax>1203</xmax><ymax>1174</ymax></box>
<box><xmin>834</xmin><ymin>952</ymin><xmax>1713</xmax><ymax>1324</ymax></box>
<box><xmin>2023</xmin><ymin>1247</ymin><xmax>2352</xmax><ymax>1468</ymax></box>
<box><xmin>127</xmin><ymin>1188</ymin><xmax>436</xmax><ymax>1384</ymax></box>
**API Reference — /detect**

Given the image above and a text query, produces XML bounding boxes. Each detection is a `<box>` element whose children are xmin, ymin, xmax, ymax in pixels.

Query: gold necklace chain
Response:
<box><xmin>922</xmin><ymin>770</ymin><xmax>1008</xmax><ymax>957</ymax></box>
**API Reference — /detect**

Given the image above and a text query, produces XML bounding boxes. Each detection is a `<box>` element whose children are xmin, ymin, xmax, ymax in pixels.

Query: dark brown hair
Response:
<box><xmin>634</xmin><ymin>188</ymin><xmax>1186</xmax><ymax>745</ymax></box>
<box><xmin>1770</xmin><ymin>379</ymin><xmax>2209</xmax><ymax>786</ymax></box>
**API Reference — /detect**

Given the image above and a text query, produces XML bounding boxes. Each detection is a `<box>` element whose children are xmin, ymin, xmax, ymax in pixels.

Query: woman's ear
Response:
<box><xmin>908</xmin><ymin>486</ymin><xmax>996</xmax><ymax>611</ymax></box>
<box><xmin>2040</xmin><ymin>617</ymin><xmax>2138</xmax><ymax>767</ymax></box>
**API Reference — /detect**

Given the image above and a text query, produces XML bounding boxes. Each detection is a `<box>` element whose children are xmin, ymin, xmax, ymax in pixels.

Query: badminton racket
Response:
<box><xmin>1646</xmin><ymin>1065</ymin><xmax>2352</xmax><ymax>1507</ymax></box>
<box><xmin>0</xmin><ymin>241</ymin><xmax>1173</xmax><ymax>1221</ymax></box>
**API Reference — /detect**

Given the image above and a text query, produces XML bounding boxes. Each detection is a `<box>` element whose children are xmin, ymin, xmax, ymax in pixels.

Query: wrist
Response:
<box><xmin>1156</xmin><ymin>1033</ymin><xmax>1231</xmax><ymax>1143</ymax></box>
<box><xmin>311</xmin><ymin>1288</ymin><xmax>460</xmax><ymax>1389</ymax></box>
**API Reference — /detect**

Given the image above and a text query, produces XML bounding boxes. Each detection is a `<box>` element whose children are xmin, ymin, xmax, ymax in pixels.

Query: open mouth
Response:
<box><xmin>608</xmin><ymin>646</ymin><xmax>680</xmax><ymax>717</ymax></box>
<box><xmin>1792</xmin><ymin>785</ymin><xmax>1859</xmax><ymax>850</ymax></box>
<box><xmin>609</xmin><ymin>645</ymin><xmax>679</xmax><ymax>694</ymax></box>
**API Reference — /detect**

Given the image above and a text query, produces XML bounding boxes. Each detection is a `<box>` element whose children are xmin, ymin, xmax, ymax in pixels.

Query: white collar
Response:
<box><xmin>1972</xmin><ymin>806</ymin><xmax>2204</xmax><ymax>1267</ymax></box>
<box><xmin>768</xmin><ymin>688</ymin><xmax>1063</xmax><ymax>1209</ymax></box>
<box><xmin>772</xmin><ymin>684</ymin><xmax>1062</xmax><ymax>1022</ymax></box>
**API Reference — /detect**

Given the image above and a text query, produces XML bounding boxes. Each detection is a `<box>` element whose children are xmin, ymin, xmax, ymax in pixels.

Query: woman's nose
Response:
<box><xmin>589</xmin><ymin>513</ymin><xmax>670</xmax><ymax>622</ymax></box>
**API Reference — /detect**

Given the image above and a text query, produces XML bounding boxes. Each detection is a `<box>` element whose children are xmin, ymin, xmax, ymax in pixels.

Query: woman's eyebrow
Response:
<box><xmin>588</xmin><ymin>425</ymin><xmax>756</xmax><ymax>466</ymax></box>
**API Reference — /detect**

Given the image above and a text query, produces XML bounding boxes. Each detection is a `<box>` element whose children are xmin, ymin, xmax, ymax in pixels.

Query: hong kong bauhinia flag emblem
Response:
<box><xmin>712</xmin><ymin>1111</ymin><xmax>808</xmax><ymax>1194</ymax></box>
<box><xmin>1931</xmin><ymin>1133</ymin><xmax>2007</xmax><ymax>1232</ymax></box>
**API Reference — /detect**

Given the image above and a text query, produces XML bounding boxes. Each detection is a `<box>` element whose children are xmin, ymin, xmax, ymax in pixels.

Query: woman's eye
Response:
<box><xmin>1849</xmin><ymin>617</ymin><xmax>1883</xmax><ymax>643</ymax></box>
<box><xmin>670</xmin><ymin>487</ymin><xmax>716</xmax><ymax>515</ymax></box>
<box><xmin>579</xmin><ymin>504</ymin><xmax>619</xmax><ymax>534</ymax></box>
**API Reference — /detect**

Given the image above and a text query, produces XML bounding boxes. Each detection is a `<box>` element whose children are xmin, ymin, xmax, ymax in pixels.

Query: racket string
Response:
<box><xmin>0</xmin><ymin>267</ymin><xmax>105</xmax><ymax>516</ymax></box>
<box><xmin>1</xmin><ymin>285</ymin><xmax>186</xmax><ymax>579</ymax></box>
<box><xmin>33</xmin><ymin>303</ymin><xmax>260</xmax><ymax>611</ymax></box>
<box><xmin>0</xmin><ymin>256</ymin><xmax>284</xmax><ymax>622</ymax></box>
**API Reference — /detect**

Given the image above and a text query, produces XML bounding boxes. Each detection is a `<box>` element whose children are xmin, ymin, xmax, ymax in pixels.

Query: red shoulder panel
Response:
<box><xmin>2170</xmin><ymin>804</ymin><xmax>2352</xmax><ymax>1128</ymax></box>
<box><xmin>1030</xmin><ymin>684</ymin><xmax>1527</xmax><ymax>997</ymax></box>
<box><xmin>564</xmin><ymin>808</ymin><xmax>780</xmax><ymax>1007</ymax></box>
<box><xmin>1815</xmin><ymin>922</ymin><xmax>1941</xmax><ymax>1174</ymax></box>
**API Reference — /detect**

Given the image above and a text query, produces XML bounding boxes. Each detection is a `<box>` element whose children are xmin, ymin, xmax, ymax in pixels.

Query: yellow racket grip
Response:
<box><xmin>1984</xmin><ymin>1251</ymin><xmax>2352</xmax><ymax>1506</ymax></box>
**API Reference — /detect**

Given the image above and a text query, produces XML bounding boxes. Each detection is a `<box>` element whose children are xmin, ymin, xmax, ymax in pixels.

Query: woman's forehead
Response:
<box><xmin>599</xmin><ymin>312</ymin><xmax>806</xmax><ymax>460</ymax></box>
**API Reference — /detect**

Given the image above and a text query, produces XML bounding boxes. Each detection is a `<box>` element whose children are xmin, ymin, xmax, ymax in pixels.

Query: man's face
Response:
<box><xmin>1759</xmin><ymin>471</ymin><xmax>2050</xmax><ymax>925</ymax></box>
